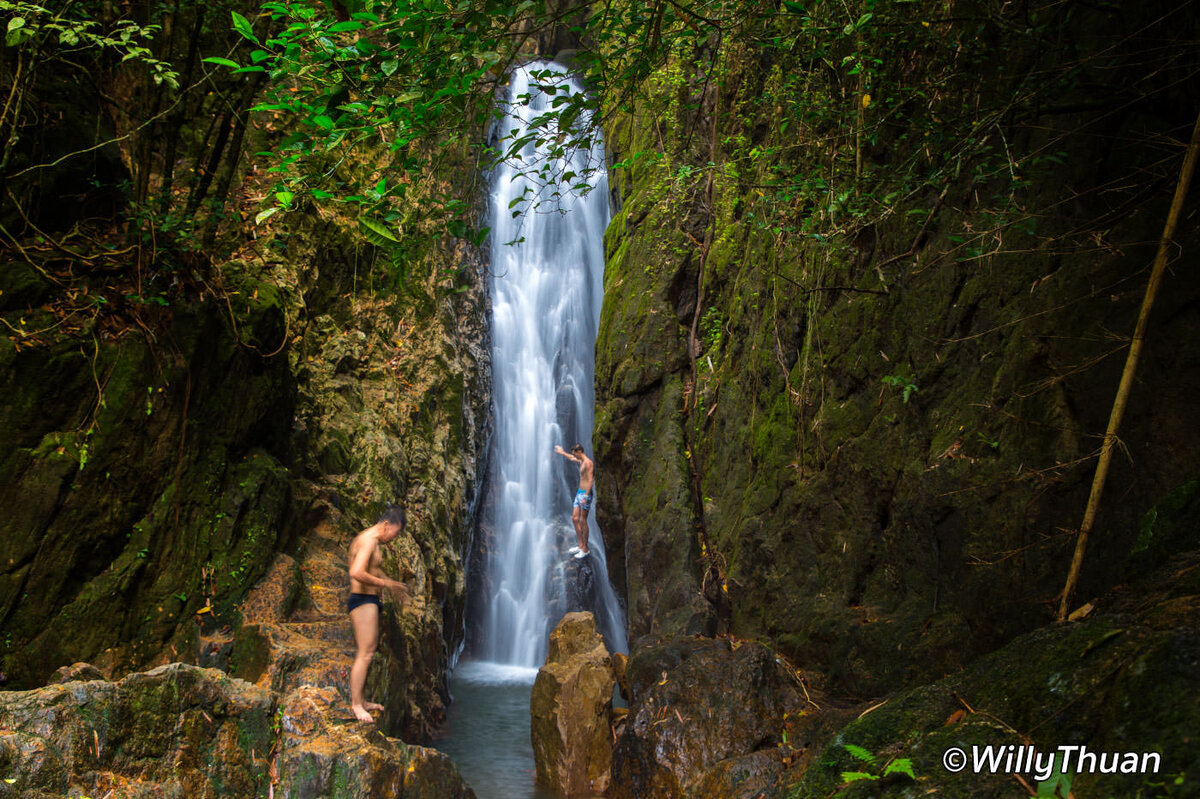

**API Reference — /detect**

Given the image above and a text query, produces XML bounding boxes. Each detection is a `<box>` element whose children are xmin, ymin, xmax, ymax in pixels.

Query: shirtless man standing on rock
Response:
<box><xmin>347</xmin><ymin>505</ymin><xmax>410</xmax><ymax>723</ymax></box>
<box><xmin>555</xmin><ymin>444</ymin><xmax>594</xmax><ymax>559</ymax></box>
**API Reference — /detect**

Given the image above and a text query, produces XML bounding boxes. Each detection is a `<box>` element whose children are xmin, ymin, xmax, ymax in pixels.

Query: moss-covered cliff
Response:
<box><xmin>0</xmin><ymin>123</ymin><xmax>490</xmax><ymax>743</ymax></box>
<box><xmin>595</xmin><ymin>0</ymin><xmax>1200</xmax><ymax>697</ymax></box>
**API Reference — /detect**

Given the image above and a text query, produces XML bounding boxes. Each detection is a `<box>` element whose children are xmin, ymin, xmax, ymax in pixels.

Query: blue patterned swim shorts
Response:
<box><xmin>573</xmin><ymin>489</ymin><xmax>594</xmax><ymax>512</ymax></box>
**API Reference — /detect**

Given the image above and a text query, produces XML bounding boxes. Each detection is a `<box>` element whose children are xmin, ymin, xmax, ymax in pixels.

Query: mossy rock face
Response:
<box><xmin>596</xmin><ymin>1</ymin><xmax>1200</xmax><ymax>698</ymax></box>
<box><xmin>0</xmin><ymin>261</ymin><xmax>55</xmax><ymax>311</ymax></box>
<box><xmin>775</xmin><ymin>551</ymin><xmax>1200</xmax><ymax>798</ymax></box>
<box><xmin>273</xmin><ymin>684</ymin><xmax>477</xmax><ymax>799</ymax></box>
<box><xmin>0</xmin><ymin>299</ymin><xmax>295</xmax><ymax>687</ymax></box>
<box><xmin>0</xmin><ymin>664</ymin><xmax>273</xmax><ymax>796</ymax></box>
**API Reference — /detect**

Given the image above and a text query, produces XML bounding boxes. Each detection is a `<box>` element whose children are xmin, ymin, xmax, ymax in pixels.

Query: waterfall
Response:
<box><xmin>477</xmin><ymin>61</ymin><xmax>628</xmax><ymax>668</ymax></box>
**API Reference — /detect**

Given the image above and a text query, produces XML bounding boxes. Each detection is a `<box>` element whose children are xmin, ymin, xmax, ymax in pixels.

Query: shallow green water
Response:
<box><xmin>434</xmin><ymin>660</ymin><xmax>564</xmax><ymax>799</ymax></box>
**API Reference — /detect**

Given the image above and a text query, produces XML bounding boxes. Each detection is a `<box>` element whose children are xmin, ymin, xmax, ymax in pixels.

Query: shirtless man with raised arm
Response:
<box><xmin>347</xmin><ymin>505</ymin><xmax>409</xmax><ymax>723</ymax></box>
<box><xmin>554</xmin><ymin>444</ymin><xmax>594</xmax><ymax>558</ymax></box>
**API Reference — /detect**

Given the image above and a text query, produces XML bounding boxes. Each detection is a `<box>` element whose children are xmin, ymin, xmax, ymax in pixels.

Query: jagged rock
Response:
<box><xmin>0</xmin><ymin>663</ymin><xmax>273</xmax><ymax>797</ymax></box>
<box><xmin>275</xmin><ymin>685</ymin><xmax>475</xmax><ymax>799</ymax></box>
<box><xmin>530</xmin><ymin>611</ymin><xmax>616</xmax><ymax>796</ymax></box>
<box><xmin>238</xmin><ymin>553</ymin><xmax>305</xmax><ymax>624</ymax></box>
<box><xmin>0</xmin><ymin>662</ymin><xmax>476</xmax><ymax>799</ymax></box>
<box><xmin>46</xmin><ymin>662</ymin><xmax>105</xmax><ymax>685</ymax></box>
<box><xmin>564</xmin><ymin>552</ymin><xmax>597</xmax><ymax>612</ymax></box>
<box><xmin>612</xmin><ymin>651</ymin><xmax>630</xmax><ymax>702</ymax></box>
<box><xmin>609</xmin><ymin>637</ymin><xmax>801</xmax><ymax>799</ymax></box>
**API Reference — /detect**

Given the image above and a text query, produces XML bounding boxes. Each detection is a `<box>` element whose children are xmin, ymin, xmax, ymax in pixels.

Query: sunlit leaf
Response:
<box><xmin>359</xmin><ymin>217</ymin><xmax>400</xmax><ymax>246</ymax></box>
<box><xmin>231</xmin><ymin>11</ymin><xmax>257</xmax><ymax>43</ymax></box>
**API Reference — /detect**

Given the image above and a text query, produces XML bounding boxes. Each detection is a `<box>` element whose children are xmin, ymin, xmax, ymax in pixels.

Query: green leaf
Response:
<box><xmin>250</xmin><ymin>49</ymin><xmax>271</xmax><ymax>63</ymax></box>
<box><xmin>202</xmin><ymin>56</ymin><xmax>241</xmax><ymax>68</ymax></box>
<box><xmin>255</xmin><ymin>207</ymin><xmax>279</xmax><ymax>225</ymax></box>
<box><xmin>782</xmin><ymin>0</ymin><xmax>804</xmax><ymax>12</ymax></box>
<box><xmin>7</xmin><ymin>17</ymin><xmax>25</xmax><ymax>32</ymax></box>
<box><xmin>883</xmin><ymin>759</ymin><xmax>915</xmax><ymax>778</ymax></box>
<box><xmin>358</xmin><ymin>217</ymin><xmax>399</xmax><ymax>246</ymax></box>
<box><xmin>328</xmin><ymin>20</ymin><xmax>363</xmax><ymax>32</ymax></box>
<box><xmin>380</xmin><ymin>58</ymin><xmax>398</xmax><ymax>76</ymax></box>
<box><xmin>841</xmin><ymin>771</ymin><xmax>879</xmax><ymax>783</ymax></box>
<box><xmin>312</xmin><ymin>115</ymin><xmax>334</xmax><ymax>130</ymax></box>
<box><xmin>844</xmin><ymin>744</ymin><xmax>875</xmax><ymax>763</ymax></box>
<box><xmin>231</xmin><ymin>11</ymin><xmax>258</xmax><ymax>43</ymax></box>
<box><xmin>275</xmin><ymin>190</ymin><xmax>294</xmax><ymax>207</ymax></box>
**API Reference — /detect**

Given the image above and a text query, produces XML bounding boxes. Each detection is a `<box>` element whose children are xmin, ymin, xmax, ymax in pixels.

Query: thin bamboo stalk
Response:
<box><xmin>1056</xmin><ymin>110</ymin><xmax>1200</xmax><ymax>621</ymax></box>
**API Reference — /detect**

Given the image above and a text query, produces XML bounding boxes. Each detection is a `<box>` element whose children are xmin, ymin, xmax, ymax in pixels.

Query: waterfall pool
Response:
<box><xmin>434</xmin><ymin>660</ymin><xmax>604</xmax><ymax>799</ymax></box>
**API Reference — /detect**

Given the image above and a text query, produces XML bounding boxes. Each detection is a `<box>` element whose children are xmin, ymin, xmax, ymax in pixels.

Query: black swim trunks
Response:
<box><xmin>347</xmin><ymin>592</ymin><xmax>382</xmax><ymax>613</ymax></box>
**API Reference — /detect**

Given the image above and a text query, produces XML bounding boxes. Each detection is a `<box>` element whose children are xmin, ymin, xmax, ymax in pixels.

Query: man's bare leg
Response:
<box><xmin>350</xmin><ymin>603</ymin><xmax>380</xmax><ymax>722</ymax></box>
<box><xmin>572</xmin><ymin>507</ymin><xmax>590</xmax><ymax>554</ymax></box>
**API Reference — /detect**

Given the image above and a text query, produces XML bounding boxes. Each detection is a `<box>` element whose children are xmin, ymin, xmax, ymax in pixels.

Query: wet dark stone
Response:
<box><xmin>609</xmin><ymin>637</ymin><xmax>801</xmax><ymax>799</ymax></box>
<box><xmin>565</xmin><ymin>554</ymin><xmax>596</xmax><ymax>613</ymax></box>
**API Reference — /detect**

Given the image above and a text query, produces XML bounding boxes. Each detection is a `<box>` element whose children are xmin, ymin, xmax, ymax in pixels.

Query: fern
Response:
<box><xmin>841</xmin><ymin>770</ymin><xmax>879</xmax><ymax>783</ymax></box>
<box><xmin>883</xmin><ymin>758</ymin><xmax>915</xmax><ymax>778</ymax></box>
<box><xmin>844</xmin><ymin>743</ymin><xmax>876</xmax><ymax>763</ymax></box>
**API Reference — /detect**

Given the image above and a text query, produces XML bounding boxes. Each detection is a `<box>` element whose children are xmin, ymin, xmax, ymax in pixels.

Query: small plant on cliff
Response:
<box><xmin>882</xmin><ymin>374</ymin><xmax>919</xmax><ymax>404</ymax></box>
<box><xmin>701</xmin><ymin>306</ymin><xmax>723</xmax><ymax>355</ymax></box>
<box><xmin>836</xmin><ymin>743</ymin><xmax>915</xmax><ymax>793</ymax></box>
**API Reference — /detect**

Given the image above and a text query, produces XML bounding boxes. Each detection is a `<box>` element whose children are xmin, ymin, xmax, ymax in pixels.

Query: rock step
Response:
<box><xmin>260</xmin><ymin>620</ymin><xmax>355</xmax><ymax>648</ymax></box>
<box><xmin>306</xmin><ymin>583</ymin><xmax>348</xmax><ymax>618</ymax></box>
<box><xmin>295</xmin><ymin>548</ymin><xmax>350</xmax><ymax>618</ymax></box>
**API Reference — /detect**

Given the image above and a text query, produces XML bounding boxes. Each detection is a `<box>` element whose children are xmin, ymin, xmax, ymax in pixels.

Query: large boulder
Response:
<box><xmin>0</xmin><ymin>663</ymin><xmax>274</xmax><ymax>798</ymax></box>
<box><xmin>0</xmin><ymin>662</ymin><xmax>476</xmax><ymax>799</ymax></box>
<box><xmin>610</xmin><ymin>637</ymin><xmax>802</xmax><ymax>799</ymax></box>
<box><xmin>530</xmin><ymin>611</ymin><xmax>616</xmax><ymax>795</ymax></box>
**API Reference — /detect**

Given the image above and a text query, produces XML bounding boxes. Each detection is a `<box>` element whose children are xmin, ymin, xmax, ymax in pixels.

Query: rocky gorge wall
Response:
<box><xmin>0</xmin><ymin>153</ymin><xmax>491</xmax><ymax>744</ymax></box>
<box><xmin>593</xmin><ymin>0</ymin><xmax>1200</xmax><ymax>697</ymax></box>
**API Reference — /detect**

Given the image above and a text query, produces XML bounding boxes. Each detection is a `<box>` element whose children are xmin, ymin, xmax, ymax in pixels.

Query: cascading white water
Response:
<box><xmin>479</xmin><ymin>61</ymin><xmax>628</xmax><ymax>668</ymax></box>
